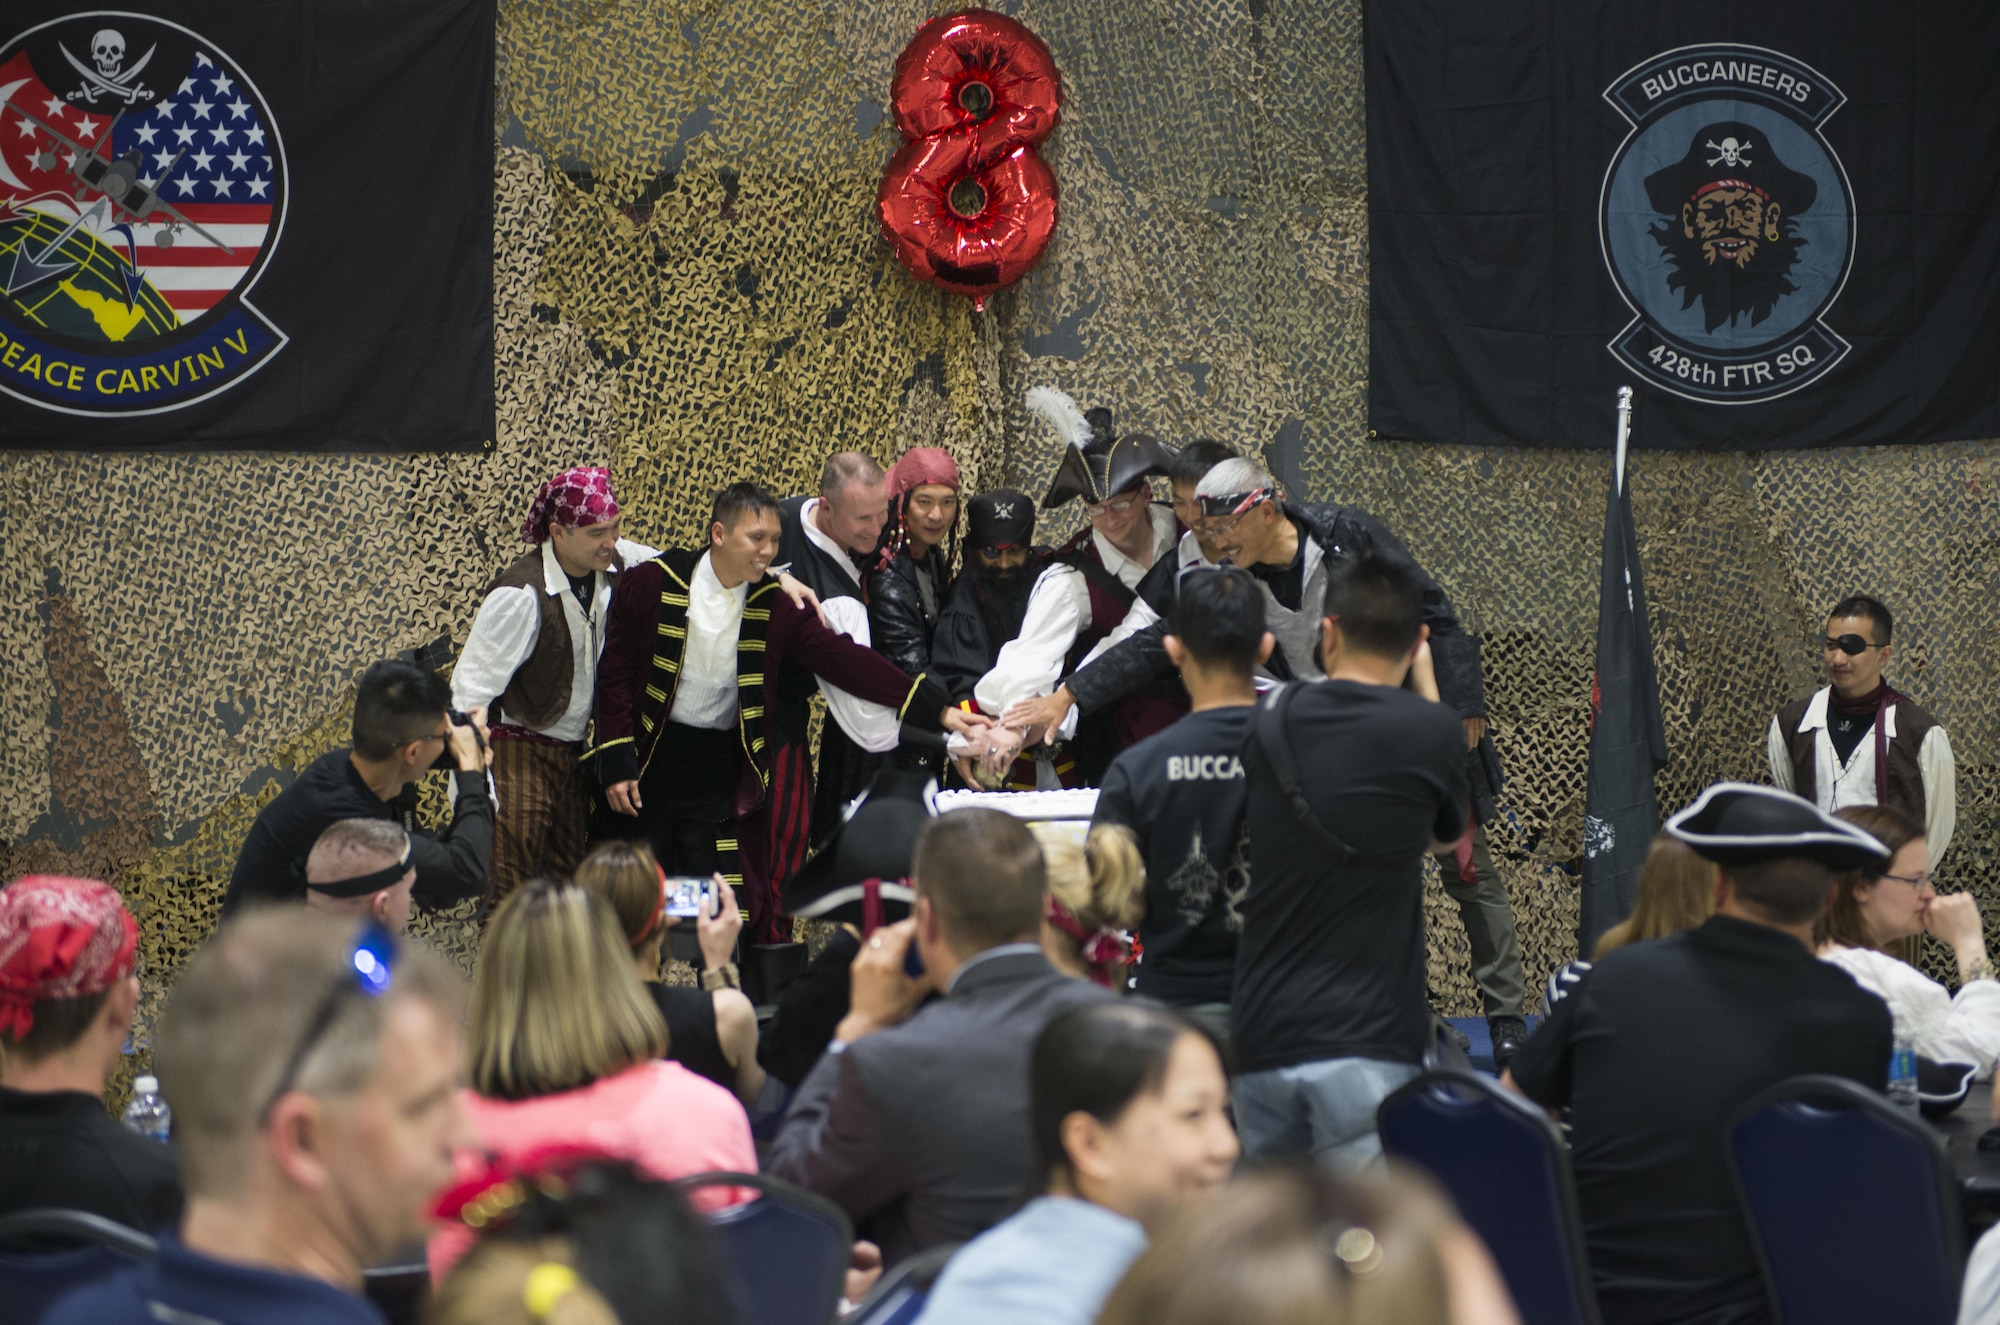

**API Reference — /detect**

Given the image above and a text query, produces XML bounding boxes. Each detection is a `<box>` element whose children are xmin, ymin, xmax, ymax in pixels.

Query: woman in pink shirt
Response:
<box><xmin>428</xmin><ymin>876</ymin><xmax>755</xmax><ymax>1278</ymax></box>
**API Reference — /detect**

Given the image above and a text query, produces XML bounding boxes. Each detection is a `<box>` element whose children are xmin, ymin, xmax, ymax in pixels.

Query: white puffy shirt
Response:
<box><xmin>1820</xmin><ymin>944</ymin><xmax>2000</xmax><ymax>1080</ymax></box>
<box><xmin>668</xmin><ymin>553</ymin><xmax>749</xmax><ymax>730</ymax></box>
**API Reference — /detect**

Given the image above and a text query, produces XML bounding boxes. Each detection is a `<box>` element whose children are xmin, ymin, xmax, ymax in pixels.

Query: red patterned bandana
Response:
<box><xmin>0</xmin><ymin>876</ymin><xmax>139</xmax><ymax>1040</ymax></box>
<box><xmin>886</xmin><ymin>447</ymin><xmax>961</xmax><ymax>501</ymax></box>
<box><xmin>521</xmin><ymin>467</ymin><xmax>621</xmax><ymax>544</ymax></box>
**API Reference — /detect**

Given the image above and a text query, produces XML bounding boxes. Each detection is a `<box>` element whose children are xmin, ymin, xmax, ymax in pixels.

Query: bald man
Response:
<box><xmin>304</xmin><ymin>818</ymin><xmax>417</xmax><ymax>933</ymax></box>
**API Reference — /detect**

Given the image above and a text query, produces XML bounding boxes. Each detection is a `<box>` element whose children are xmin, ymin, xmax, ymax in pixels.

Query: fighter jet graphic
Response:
<box><xmin>1</xmin><ymin>90</ymin><xmax>233</xmax><ymax>298</ymax></box>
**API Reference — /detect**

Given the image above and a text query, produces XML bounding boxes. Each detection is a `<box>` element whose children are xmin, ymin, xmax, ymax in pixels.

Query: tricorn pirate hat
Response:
<box><xmin>782</xmin><ymin>770</ymin><xmax>938</xmax><ymax>927</ymax></box>
<box><xmin>1664</xmin><ymin>782</ymin><xmax>1887</xmax><ymax>872</ymax></box>
<box><xmin>1026</xmin><ymin>386</ymin><xmax>1176</xmax><ymax>511</ymax></box>
<box><xmin>1644</xmin><ymin>122</ymin><xmax>1818</xmax><ymax>219</ymax></box>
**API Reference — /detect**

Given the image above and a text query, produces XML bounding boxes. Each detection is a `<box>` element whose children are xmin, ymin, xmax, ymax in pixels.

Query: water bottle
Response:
<box><xmin>1887</xmin><ymin>1029</ymin><xmax>1920</xmax><ymax>1115</ymax></box>
<box><xmin>122</xmin><ymin>1075</ymin><xmax>172</xmax><ymax>1143</ymax></box>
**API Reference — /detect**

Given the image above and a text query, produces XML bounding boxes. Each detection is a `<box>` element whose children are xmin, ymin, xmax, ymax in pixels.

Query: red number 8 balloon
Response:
<box><xmin>876</xmin><ymin>10</ymin><xmax>1064</xmax><ymax>312</ymax></box>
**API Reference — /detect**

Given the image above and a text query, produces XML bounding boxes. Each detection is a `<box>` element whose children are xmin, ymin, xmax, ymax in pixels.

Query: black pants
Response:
<box><xmin>637</xmin><ymin>722</ymin><xmax>739</xmax><ymax>878</ymax></box>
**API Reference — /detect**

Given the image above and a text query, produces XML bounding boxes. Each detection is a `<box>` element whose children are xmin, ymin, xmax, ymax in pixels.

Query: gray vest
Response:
<box><xmin>1258</xmin><ymin>539</ymin><xmax>1329</xmax><ymax>682</ymax></box>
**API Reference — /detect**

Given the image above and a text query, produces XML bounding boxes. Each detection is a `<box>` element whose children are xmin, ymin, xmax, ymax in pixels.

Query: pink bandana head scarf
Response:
<box><xmin>522</xmin><ymin>467</ymin><xmax>621</xmax><ymax>544</ymax></box>
<box><xmin>0</xmin><ymin>876</ymin><xmax>139</xmax><ymax>1040</ymax></box>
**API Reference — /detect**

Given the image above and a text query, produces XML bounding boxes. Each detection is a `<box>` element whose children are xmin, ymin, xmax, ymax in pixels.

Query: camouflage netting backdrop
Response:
<box><xmin>2</xmin><ymin>0</ymin><xmax>1995</xmax><ymax>1093</ymax></box>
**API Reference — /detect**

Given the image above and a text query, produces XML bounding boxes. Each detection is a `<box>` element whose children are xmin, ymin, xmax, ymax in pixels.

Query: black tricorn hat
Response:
<box><xmin>782</xmin><ymin>770</ymin><xmax>938</xmax><ymax>925</ymax></box>
<box><xmin>1664</xmin><ymin>783</ymin><xmax>1887</xmax><ymax>871</ymax></box>
<box><xmin>1644</xmin><ymin>122</ymin><xmax>1818</xmax><ymax>218</ymax></box>
<box><xmin>1040</xmin><ymin>432</ymin><xmax>1177</xmax><ymax>511</ymax></box>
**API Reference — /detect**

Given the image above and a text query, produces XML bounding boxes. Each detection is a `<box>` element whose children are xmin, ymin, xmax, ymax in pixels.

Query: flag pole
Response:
<box><xmin>1613</xmin><ymin>385</ymin><xmax>1634</xmax><ymax>495</ymax></box>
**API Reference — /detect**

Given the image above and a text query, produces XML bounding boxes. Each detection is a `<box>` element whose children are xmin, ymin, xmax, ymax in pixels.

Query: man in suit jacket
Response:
<box><xmin>769</xmin><ymin>807</ymin><xmax>1112</xmax><ymax>1267</ymax></box>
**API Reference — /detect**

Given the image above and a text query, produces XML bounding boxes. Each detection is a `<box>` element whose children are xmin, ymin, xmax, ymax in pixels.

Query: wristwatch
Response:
<box><xmin>700</xmin><ymin>962</ymin><xmax>741</xmax><ymax>991</ymax></box>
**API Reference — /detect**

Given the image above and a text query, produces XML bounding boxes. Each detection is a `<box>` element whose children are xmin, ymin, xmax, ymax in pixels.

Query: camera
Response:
<box><xmin>663</xmin><ymin>875</ymin><xmax>712</xmax><ymax>920</ymax></box>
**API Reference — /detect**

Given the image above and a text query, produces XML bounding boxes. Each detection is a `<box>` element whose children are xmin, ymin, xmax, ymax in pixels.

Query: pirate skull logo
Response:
<box><xmin>1704</xmin><ymin>136</ymin><xmax>1752</xmax><ymax>168</ymax></box>
<box><xmin>90</xmin><ymin>29</ymin><xmax>124</xmax><ymax>76</ymax></box>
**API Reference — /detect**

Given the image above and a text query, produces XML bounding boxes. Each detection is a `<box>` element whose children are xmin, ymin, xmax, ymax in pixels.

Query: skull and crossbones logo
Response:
<box><xmin>991</xmin><ymin>501</ymin><xmax>1015</xmax><ymax>519</ymax></box>
<box><xmin>60</xmin><ymin>29</ymin><xmax>156</xmax><ymax>104</ymax></box>
<box><xmin>1704</xmin><ymin>136</ymin><xmax>1754</xmax><ymax>168</ymax></box>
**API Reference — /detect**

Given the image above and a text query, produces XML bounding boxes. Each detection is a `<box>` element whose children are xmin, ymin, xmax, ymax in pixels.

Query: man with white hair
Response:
<box><xmin>303</xmin><ymin>818</ymin><xmax>417</xmax><ymax>934</ymax></box>
<box><xmin>1186</xmin><ymin>457</ymin><xmax>1530</xmax><ymax>1069</ymax></box>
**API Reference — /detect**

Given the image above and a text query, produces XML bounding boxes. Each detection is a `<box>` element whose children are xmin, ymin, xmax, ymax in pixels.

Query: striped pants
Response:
<box><xmin>488</xmin><ymin>735</ymin><xmax>591</xmax><ymax>913</ymax></box>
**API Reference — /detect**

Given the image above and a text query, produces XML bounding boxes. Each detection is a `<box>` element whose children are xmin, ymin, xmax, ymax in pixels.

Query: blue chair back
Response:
<box><xmin>845</xmin><ymin>1243</ymin><xmax>958</xmax><ymax>1325</ymax></box>
<box><xmin>1727</xmin><ymin>1075</ymin><xmax>1961</xmax><ymax>1325</ymax></box>
<box><xmin>1378</xmin><ymin>1070</ymin><xmax>1601</xmax><ymax>1325</ymax></box>
<box><xmin>0</xmin><ymin>1209</ymin><xmax>158</xmax><ymax>1325</ymax></box>
<box><xmin>678</xmin><ymin>1171</ymin><xmax>853</xmax><ymax>1325</ymax></box>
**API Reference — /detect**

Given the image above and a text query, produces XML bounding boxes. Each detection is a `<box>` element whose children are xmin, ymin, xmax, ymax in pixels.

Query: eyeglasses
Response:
<box><xmin>1878</xmin><ymin>870</ymin><xmax>1934</xmax><ymax>890</ymax></box>
<box><xmin>259</xmin><ymin>920</ymin><xmax>398</xmax><ymax>1123</ymax></box>
<box><xmin>1084</xmin><ymin>491</ymin><xmax>1147</xmax><ymax>517</ymax></box>
<box><xmin>418</xmin><ymin>728</ymin><xmax>452</xmax><ymax>746</ymax></box>
<box><xmin>1825</xmin><ymin>634</ymin><xmax>1882</xmax><ymax>656</ymax></box>
<box><xmin>1197</xmin><ymin>510</ymin><xmax>1254</xmax><ymax>538</ymax></box>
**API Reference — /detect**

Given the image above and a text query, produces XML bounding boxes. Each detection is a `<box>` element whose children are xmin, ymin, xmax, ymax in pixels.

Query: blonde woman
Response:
<box><xmin>572</xmin><ymin>841</ymin><xmax>764</xmax><ymax>1106</ymax></box>
<box><xmin>1030</xmin><ymin>822</ymin><xmax>1145</xmax><ymax>989</ymax></box>
<box><xmin>428</xmin><ymin>877</ymin><xmax>754</xmax><ymax>1278</ymax></box>
<box><xmin>1544</xmin><ymin>834</ymin><xmax>1716</xmax><ymax>1011</ymax></box>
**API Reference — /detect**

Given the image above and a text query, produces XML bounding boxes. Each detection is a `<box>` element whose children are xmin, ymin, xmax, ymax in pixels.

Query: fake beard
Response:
<box><xmin>971</xmin><ymin>563</ymin><xmax>1037</xmax><ymax>650</ymax></box>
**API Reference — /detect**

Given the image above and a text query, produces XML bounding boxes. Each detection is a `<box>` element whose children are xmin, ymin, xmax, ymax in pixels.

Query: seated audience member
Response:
<box><xmin>572</xmin><ymin>841</ymin><xmax>765</xmax><ymax>1105</ymax></box>
<box><xmin>44</xmin><ymin>909</ymin><xmax>469</xmax><ymax>1325</ymax></box>
<box><xmin>915</xmin><ymin>1002</ymin><xmax>1238</xmax><ymax>1325</ymax></box>
<box><xmin>432</xmin><ymin>877</ymin><xmax>755</xmax><ymax>1276</ymax></box>
<box><xmin>1091</xmin><ymin>565</ymin><xmax>1270</xmax><ymax>1040</ymax></box>
<box><xmin>429</xmin><ymin>1154</ymin><xmax>739</xmax><ymax>1325</ymax></box>
<box><xmin>1544</xmin><ymin>833</ymin><xmax>1715</xmax><ymax>1011</ymax></box>
<box><xmin>225</xmin><ymin>660</ymin><xmax>494</xmax><ymax>915</ymax></box>
<box><xmin>0</xmin><ymin>876</ymin><xmax>181</xmax><ymax>1239</ymax></box>
<box><xmin>1231</xmin><ymin>552</ymin><xmax>1469</xmax><ymax>1172</ymax></box>
<box><xmin>1031</xmin><ymin>821</ymin><xmax>1144</xmax><ymax>989</ymax></box>
<box><xmin>769</xmin><ymin>807</ymin><xmax>1113</xmax><ymax>1266</ymax></box>
<box><xmin>1097</xmin><ymin>1164</ymin><xmax>1519</xmax><ymax>1325</ymax></box>
<box><xmin>1507</xmin><ymin>783</ymin><xmax>1894</xmax><ymax>1325</ymax></box>
<box><xmin>1818</xmin><ymin>805</ymin><xmax>2000</xmax><ymax>1077</ymax></box>
<box><xmin>302</xmin><ymin>819</ymin><xmax>417</xmax><ymax>933</ymax></box>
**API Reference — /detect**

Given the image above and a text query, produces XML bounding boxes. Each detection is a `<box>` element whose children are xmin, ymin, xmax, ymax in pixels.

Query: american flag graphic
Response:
<box><xmin>0</xmin><ymin>46</ymin><xmax>278</xmax><ymax>326</ymax></box>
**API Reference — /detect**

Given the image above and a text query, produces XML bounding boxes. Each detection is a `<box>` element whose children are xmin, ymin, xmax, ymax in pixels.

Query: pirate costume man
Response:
<box><xmin>950</xmin><ymin>393</ymin><xmax>1183</xmax><ymax>782</ymax></box>
<box><xmin>1186</xmin><ymin>460</ymin><xmax>1530</xmax><ymax>1063</ymax></box>
<box><xmin>1766</xmin><ymin>595</ymin><xmax>1956</xmax><ymax>864</ymax></box>
<box><xmin>774</xmin><ymin>465</ymin><xmax>945</xmax><ymax>845</ymax></box>
<box><xmin>868</xmin><ymin>448</ymin><xmax>964</xmax><ymax>779</ymax></box>
<box><xmin>452</xmin><ymin>467</ymin><xmax>657</xmax><ymax>909</ymax></box>
<box><xmin>931</xmin><ymin>490</ymin><xmax>1072</xmax><ymax>789</ymax></box>
<box><xmin>591</xmin><ymin>485</ymin><xmax>959</xmax><ymax>944</ymax></box>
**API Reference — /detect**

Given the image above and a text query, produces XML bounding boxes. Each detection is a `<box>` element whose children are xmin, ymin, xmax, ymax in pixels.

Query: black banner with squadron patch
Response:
<box><xmin>0</xmin><ymin>0</ymin><xmax>491</xmax><ymax>450</ymax></box>
<box><xmin>1365</xmin><ymin>1</ymin><xmax>2000</xmax><ymax>450</ymax></box>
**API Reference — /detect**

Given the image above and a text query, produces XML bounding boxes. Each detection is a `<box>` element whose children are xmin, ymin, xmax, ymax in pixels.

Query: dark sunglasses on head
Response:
<box><xmin>1826</xmin><ymin>634</ymin><xmax>1881</xmax><ymax>656</ymax></box>
<box><xmin>259</xmin><ymin>919</ymin><xmax>398</xmax><ymax>1122</ymax></box>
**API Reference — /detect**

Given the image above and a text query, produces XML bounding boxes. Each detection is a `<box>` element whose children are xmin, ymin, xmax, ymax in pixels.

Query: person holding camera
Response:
<box><xmin>224</xmin><ymin>660</ymin><xmax>494</xmax><ymax>914</ymax></box>
<box><xmin>451</xmin><ymin>466</ymin><xmax>657</xmax><ymax>911</ymax></box>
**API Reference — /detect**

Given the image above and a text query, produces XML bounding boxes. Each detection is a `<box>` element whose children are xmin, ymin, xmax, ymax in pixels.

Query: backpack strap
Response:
<box><xmin>1250</xmin><ymin>684</ymin><xmax>1420</xmax><ymax>872</ymax></box>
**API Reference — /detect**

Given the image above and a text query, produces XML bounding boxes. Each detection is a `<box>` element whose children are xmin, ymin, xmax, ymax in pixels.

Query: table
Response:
<box><xmin>1931</xmin><ymin>1082</ymin><xmax>2000</xmax><ymax>1228</ymax></box>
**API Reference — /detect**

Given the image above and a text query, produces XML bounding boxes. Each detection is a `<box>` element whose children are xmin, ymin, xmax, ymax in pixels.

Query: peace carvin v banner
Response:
<box><xmin>0</xmin><ymin>0</ymin><xmax>492</xmax><ymax>450</ymax></box>
<box><xmin>1366</xmin><ymin>1</ymin><xmax>2000</xmax><ymax>450</ymax></box>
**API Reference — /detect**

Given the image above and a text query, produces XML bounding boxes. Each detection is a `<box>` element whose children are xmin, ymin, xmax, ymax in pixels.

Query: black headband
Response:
<box><xmin>306</xmin><ymin>844</ymin><xmax>414</xmax><ymax>899</ymax></box>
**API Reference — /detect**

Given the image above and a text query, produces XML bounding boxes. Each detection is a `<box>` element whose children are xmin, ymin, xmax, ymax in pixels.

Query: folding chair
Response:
<box><xmin>677</xmin><ymin>1171</ymin><xmax>853</xmax><ymax>1325</ymax></box>
<box><xmin>844</xmin><ymin>1242</ymin><xmax>958</xmax><ymax>1325</ymax></box>
<box><xmin>0</xmin><ymin>1208</ymin><xmax>158</xmax><ymax>1325</ymax></box>
<box><xmin>1728</xmin><ymin>1074</ymin><xmax>1962</xmax><ymax>1325</ymax></box>
<box><xmin>1378</xmin><ymin>1070</ymin><xmax>1601</xmax><ymax>1325</ymax></box>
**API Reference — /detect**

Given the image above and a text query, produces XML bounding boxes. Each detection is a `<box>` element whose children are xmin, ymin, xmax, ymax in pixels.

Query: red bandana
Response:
<box><xmin>0</xmin><ymin>876</ymin><xmax>139</xmax><ymax>1040</ymax></box>
<box><xmin>1043</xmin><ymin>895</ymin><xmax>1132</xmax><ymax>989</ymax></box>
<box><xmin>521</xmin><ymin>467</ymin><xmax>621</xmax><ymax>544</ymax></box>
<box><xmin>886</xmin><ymin>447</ymin><xmax>961</xmax><ymax>501</ymax></box>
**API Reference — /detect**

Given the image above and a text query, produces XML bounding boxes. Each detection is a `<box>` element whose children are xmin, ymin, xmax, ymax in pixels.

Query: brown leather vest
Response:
<box><xmin>1776</xmin><ymin>689</ymin><xmax>1938</xmax><ymax>822</ymax></box>
<box><xmin>486</xmin><ymin>547</ymin><xmax>622</xmax><ymax>733</ymax></box>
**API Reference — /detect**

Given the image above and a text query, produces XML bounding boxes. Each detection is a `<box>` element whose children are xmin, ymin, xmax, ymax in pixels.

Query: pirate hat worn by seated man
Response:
<box><xmin>1644</xmin><ymin>122</ymin><xmax>1818</xmax><ymax>221</ymax></box>
<box><xmin>1026</xmin><ymin>386</ymin><xmax>1176</xmax><ymax>511</ymax></box>
<box><xmin>783</xmin><ymin>770</ymin><xmax>939</xmax><ymax>931</ymax></box>
<box><xmin>1664</xmin><ymin>782</ymin><xmax>1886</xmax><ymax>872</ymax></box>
